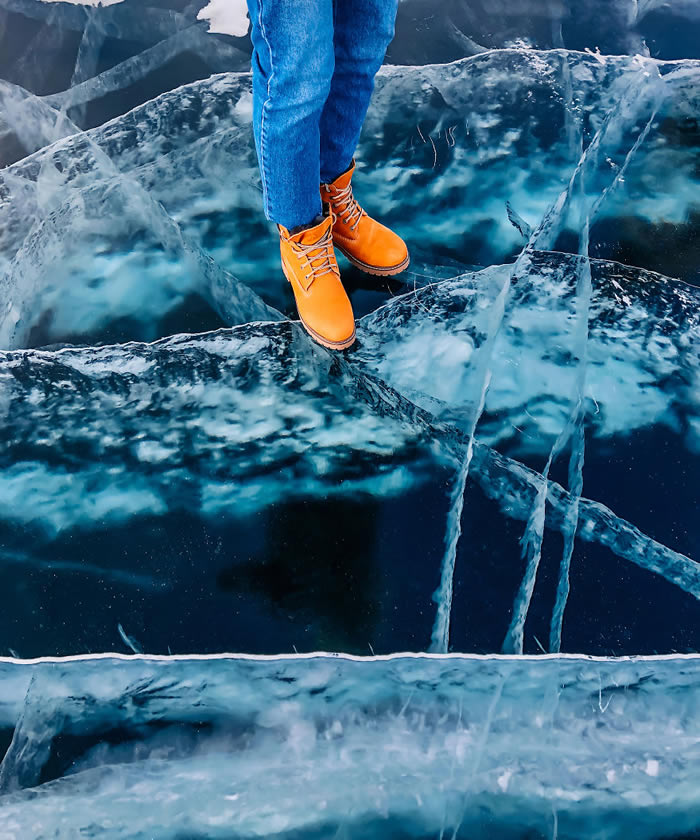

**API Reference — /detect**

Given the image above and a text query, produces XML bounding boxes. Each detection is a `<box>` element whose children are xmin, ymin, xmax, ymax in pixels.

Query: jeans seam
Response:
<box><xmin>257</xmin><ymin>2</ymin><xmax>274</xmax><ymax>219</ymax></box>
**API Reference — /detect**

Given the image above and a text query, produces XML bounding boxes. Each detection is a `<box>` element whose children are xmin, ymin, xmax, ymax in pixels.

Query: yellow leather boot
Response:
<box><xmin>321</xmin><ymin>160</ymin><xmax>409</xmax><ymax>276</ymax></box>
<box><xmin>278</xmin><ymin>212</ymin><xmax>356</xmax><ymax>350</ymax></box>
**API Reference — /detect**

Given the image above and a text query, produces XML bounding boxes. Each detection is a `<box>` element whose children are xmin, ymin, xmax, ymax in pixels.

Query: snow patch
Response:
<box><xmin>645</xmin><ymin>759</ymin><xmax>660</xmax><ymax>777</ymax></box>
<box><xmin>197</xmin><ymin>0</ymin><xmax>249</xmax><ymax>37</ymax></box>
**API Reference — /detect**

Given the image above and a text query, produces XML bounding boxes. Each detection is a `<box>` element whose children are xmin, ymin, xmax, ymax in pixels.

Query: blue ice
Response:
<box><xmin>0</xmin><ymin>0</ymin><xmax>699</xmax><ymax>836</ymax></box>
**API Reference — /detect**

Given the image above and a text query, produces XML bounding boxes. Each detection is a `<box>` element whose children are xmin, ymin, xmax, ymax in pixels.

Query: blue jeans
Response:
<box><xmin>245</xmin><ymin>0</ymin><xmax>399</xmax><ymax>230</ymax></box>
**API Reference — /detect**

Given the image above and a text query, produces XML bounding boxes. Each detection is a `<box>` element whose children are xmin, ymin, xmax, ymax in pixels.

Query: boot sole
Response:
<box><xmin>281</xmin><ymin>260</ymin><xmax>356</xmax><ymax>351</ymax></box>
<box><xmin>299</xmin><ymin>316</ymin><xmax>356</xmax><ymax>351</ymax></box>
<box><xmin>335</xmin><ymin>245</ymin><xmax>410</xmax><ymax>277</ymax></box>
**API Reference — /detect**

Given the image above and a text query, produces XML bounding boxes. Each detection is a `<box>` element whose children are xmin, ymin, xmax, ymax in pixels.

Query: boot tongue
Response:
<box><xmin>290</xmin><ymin>215</ymin><xmax>335</xmax><ymax>281</ymax></box>
<box><xmin>291</xmin><ymin>214</ymin><xmax>332</xmax><ymax>246</ymax></box>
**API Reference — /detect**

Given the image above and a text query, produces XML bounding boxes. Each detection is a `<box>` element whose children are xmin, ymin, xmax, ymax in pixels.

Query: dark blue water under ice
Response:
<box><xmin>0</xmin><ymin>1</ymin><xmax>699</xmax><ymax>837</ymax></box>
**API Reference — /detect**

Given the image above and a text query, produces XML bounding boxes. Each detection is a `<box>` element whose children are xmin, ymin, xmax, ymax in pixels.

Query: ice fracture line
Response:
<box><xmin>503</xmin><ymin>67</ymin><xmax>664</xmax><ymax>654</ymax></box>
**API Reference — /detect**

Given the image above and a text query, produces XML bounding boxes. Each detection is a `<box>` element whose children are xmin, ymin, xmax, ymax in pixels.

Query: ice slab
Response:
<box><xmin>1</xmin><ymin>653</ymin><xmax>700</xmax><ymax>838</ymax></box>
<box><xmin>358</xmin><ymin>251</ymin><xmax>700</xmax><ymax>454</ymax></box>
<box><xmin>1</xmin><ymin>250</ymin><xmax>697</xmax><ymax>535</ymax></box>
<box><xmin>2</xmin><ymin>49</ymin><xmax>698</xmax><ymax>347</ymax></box>
<box><xmin>0</xmin><ymin>0</ymin><xmax>251</xmax><ymax>130</ymax></box>
<box><xmin>391</xmin><ymin>0</ymin><xmax>700</xmax><ymax>62</ymax></box>
<box><xmin>5</xmin><ymin>0</ymin><xmax>700</xmax><ymax>90</ymax></box>
<box><xmin>0</xmin><ymin>255</ymin><xmax>697</xmax><ymax>658</ymax></box>
<box><xmin>0</xmin><ymin>321</ymin><xmax>441</xmax><ymax>533</ymax></box>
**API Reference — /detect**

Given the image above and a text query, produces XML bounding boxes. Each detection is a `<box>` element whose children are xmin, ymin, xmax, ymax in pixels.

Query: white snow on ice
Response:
<box><xmin>197</xmin><ymin>0</ymin><xmax>249</xmax><ymax>37</ymax></box>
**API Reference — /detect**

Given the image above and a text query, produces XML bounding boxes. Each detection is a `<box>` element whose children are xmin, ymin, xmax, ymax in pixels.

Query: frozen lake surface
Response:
<box><xmin>0</xmin><ymin>0</ymin><xmax>699</xmax><ymax>836</ymax></box>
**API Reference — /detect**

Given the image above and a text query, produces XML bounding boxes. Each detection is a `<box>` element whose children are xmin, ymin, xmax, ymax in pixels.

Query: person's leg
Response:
<box><xmin>246</xmin><ymin>0</ymin><xmax>335</xmax><ymax>230</ymax></box>
<box><xmin>317</xmin><ymin>0</ymin><xmax>408</xmax><ymax>277</ymax></box>
<box><xmin>246</xmin><ymin>0</ymin><xmax>357</xmax><ymax>350</ymax></box>
<box><xmin>318</xmin><ymin>0</ymin><xmax>399</xmax><ymax>183</ymax></box>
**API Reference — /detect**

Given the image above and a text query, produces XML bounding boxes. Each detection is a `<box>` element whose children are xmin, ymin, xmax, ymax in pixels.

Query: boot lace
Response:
<box><xmin>324</xmin><ymin>183</ymin><xmax>364</xmax><ymax>231</ymax></box>
<box><xmin>292</xmin><ymin>226</ymin><xmax>337</xmax><ymax>290</ymax></box>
